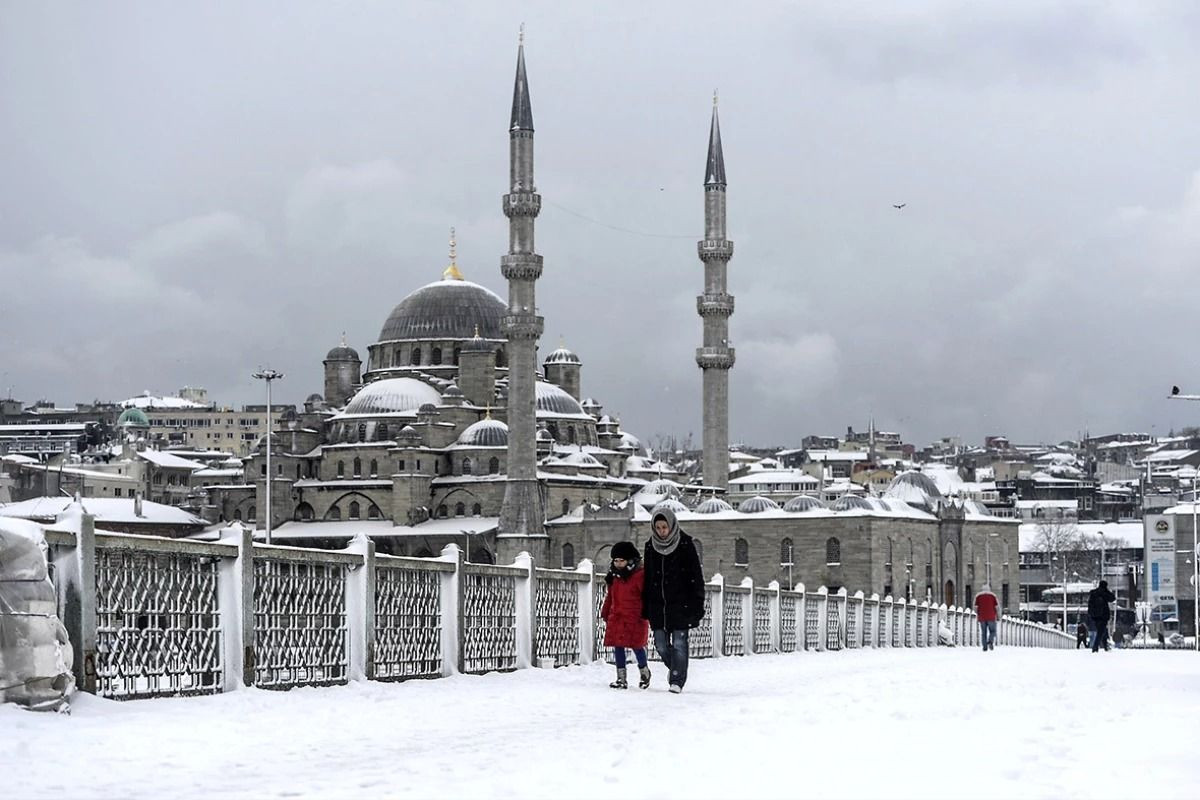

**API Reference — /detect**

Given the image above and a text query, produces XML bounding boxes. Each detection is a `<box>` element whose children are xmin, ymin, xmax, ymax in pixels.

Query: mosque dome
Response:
<box><xmin>535</xmin><ymin>381</ymin><xmax>585</xmax><ymax>415</ymax></box>
<box><xmin>884</xmin><ymin>471</ymin><xmax>944</xmax><ymax>511</ymax></box>
<box><xmin>644</xmin><ymin>479</ymin><xmax>682</xmax><ymax>499</ymax></box>
<box><xmin>117</xmin><ymin>407</ymin><xmax>149</xmax><ymax>427</ymax></box>
<box><xmin>325</xmin><ymin>343</ymin><xmax>360</xmax><ymax>362</ymax></box>
<box><xmin>694</xmin><ymin>497</ymin><xmax>733</xmax><ymax>514</ymax></box>
<box><xmin>651</xmin><ymin>499</ymin><xmax>688</xmax><ymax>515</ymax></box>
<box><xmin>536</xmin><ymin>428</ymin><xmax>554</xmax><ymax>442</ymax></box>
<box><xmin>306</xmin><ymin>393</ymin><xmax>324</xmax><ymax>403</ymax></box>
<box><xmin>832</xmin><ymin>494</ymin><xmax>873</xmax><ymax>512</ymax></box>
<box><xmin>377</xmin><ymin>278</ymin><xmax>506</xmax><ymax>342</ymax></box>
<box><xmin>738</xmin><ymin>496</ymin><xmax>780</xmax><ymax>513</ymax></box>
<box><xmin>544</xmin><ymin>345</ymin><xmax>581</xmax><ymax>366</ymax></box>
<box><xmin>442</xmin><ymin>384</ymin><xmax>466</xmax><ymax>405</ymax></box>
<box><xmin>341</xmin><ymin>378</ymin><xmax>442</xmax><ymax>417</ymax></box>
<box><xmin>457</xmin><ymin>418</ymin><xmax>509</xmax><ymax>447</ymax></box>
<box><xmin>783</xmin><ymin>495</ymin><xmax>827</xmax><ymax>513</ymax></box>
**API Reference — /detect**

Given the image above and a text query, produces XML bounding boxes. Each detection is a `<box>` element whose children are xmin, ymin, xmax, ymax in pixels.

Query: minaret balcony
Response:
<box><xmin>697</xmin><ymin>239</ymin><xmax>734</xmax><ymax>261</ymax></box>
<box><xmin>500</xmin><ymin>253</ymin><xmax>544</xmax><ymax>281</ymax></box>
<box><xmin>696</xmin><ymin>293</ymin><xmax>735</xmax><ymax>317</ymax></box>
<box><xmin>695</xmin><ymin>347</ymin><xmax>736</xmax><ymax>370</ymax></box>
<box><xmin>502</xmin><ymin>314</ymin><xmax>545</xmax><ymax>340</ymax></box>
<box><xmin>503</xmin><ymin>192</ymin><xmax>542</xmax><ymax>217</ymax></box>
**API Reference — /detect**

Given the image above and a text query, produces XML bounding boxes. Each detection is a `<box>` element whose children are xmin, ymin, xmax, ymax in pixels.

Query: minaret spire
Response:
<box><xmin>510</xmin><ymin>27</ymin><xmax>534</xmax><ymax>133</ymax></box>
<box><xmin>696</xmin><ymin>96</ymin><xmax>735</xmax><ymax>490</ymax></box>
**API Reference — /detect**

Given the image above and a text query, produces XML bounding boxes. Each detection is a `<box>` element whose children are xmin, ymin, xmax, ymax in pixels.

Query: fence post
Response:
<box><xmin>836</xmin><ymin>587</ymin><xmax>848</xmax><ymax>648</ymax></box>
<box><xmin>795</xmin><ymin>582</ymin><xmax>807</xmax><ymax>652</ymax></box>
<box><xmin>576</xmin><ymin>559</ymin><xmax>595</xmax><ymax>665</ymax></box>
<box><xmin>217</xmin><ymin>523</ymin><xmax>254</xmax><ymax>690</ymax></box>
<box><xmin>437</xmin><ymin>543</ymin><xmax>464</xmax><ymax>676</ymax></box>
<box><xmin>867</xmin><ymin>593</ymin><xmax>880</xmax><ymax>647</ymax></box>
<box><xmin>740</xmin><ymin>577</ymin><xmax>754</xmax><ymax>655</ymax></box>
<box><xmin>344</xmin><ymin>533</ymin><xmax>375</xmax><ymax>682</ymax></box>
<box><xmin>512</xmin><ymin>552</ymin><xmax>536</xmax><ymax>669</ymax></box>
<box><xmin>709</xmin><ymin>574</ymin><xmax>725</xmax><ymax>657</ymax></box>
<box><xmin>57</xmin><ymin>513</ymin><xmax>97</xmax><ymax>695</ymax></box>
<box><xmin>852</xmin><ymin>590</ymin><xmax>864</xmax><ymax>647</ymax></box>
<box><xmin>881</xmin><ymin>595</ymin><xmax>892</xmax><ymax>648</ymax></box>
<box><xmin>815</xmin><ymin>586</ymin><xmax>829</xmax><ymax>652</ymax></box>
<box><xmin>768</xmin><ymin>580</ymin><xmax>782</xmax><ymax>653</ymax></box>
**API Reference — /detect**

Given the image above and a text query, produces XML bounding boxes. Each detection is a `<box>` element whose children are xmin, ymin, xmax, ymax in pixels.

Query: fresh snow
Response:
<box><xmin>2</xmin><ymin>648</ymin><xmax>1196</xmax><ymax>799</ymax></box>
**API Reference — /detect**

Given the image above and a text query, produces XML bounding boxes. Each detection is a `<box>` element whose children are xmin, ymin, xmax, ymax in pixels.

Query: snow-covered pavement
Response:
<box><xmin>3</xmin><ymin>647</ymin><xmax>1197</xmax><ymax>799</ymax></box>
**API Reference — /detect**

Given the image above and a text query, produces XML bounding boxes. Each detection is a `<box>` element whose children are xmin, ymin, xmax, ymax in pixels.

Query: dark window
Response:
<box><xmin>437</xmin><ymin>504</ymin><xmax>447</xmax><ymax>518</ymax></box>
<box><xmin>357</xmin><ymin>423</ymin><xmax>367</xmax><ymax>441</ymax></box>
<box><xmin>349</xmin><ymin>501</ymin><xmax>360</xmax><ymax>519</ymax></box>
<box><xmin>233</xmin><ymin>509</ymin><xmax>242</xmax><ymax>521</ymax></box>
<box><xmin>562</xmin><ymin>543</ymin><xmax>575</xmax><ymax>568</ymax></box>
<box><xmin>472</xmin><ymin>503</ymin><xmax>482</xmax><ymax>516</ymax></box>
<box><xmin>454</xmin><ymin>502</ymin><xmax>465</xmax><ymax>517</ymax></box>
<box><xmin>462</xmin><ymin>457</ymin><xmax>472</xmax><ymax>475</ymax></box>
<box><xmin>368</xmin><ymin>504</ymin><xmax>381</xmax><ymax>519</ymax></box>
<box><xmin>337</xmin><ymin>461</ymin><xmax>345</xmax><ymax>478</ymax></box>
<box><xmin>378</xmin><ymin>423</ymin><xmax>389</xmax><ymax>440</ymax></box>
<box><xmin>1002</xmin><ymin>583</ymin><xmax>1010</xmax><ymax>609</ymax></box>
<box><xmin>247</xmin><ymin>506</ymin><xmax>256</xmax><ymax>521</ymax></box>
<box><xmin>353</xmin><ymin>457</ymin><xmax>362</xmax><ymax>477</ymax></box>
<box><xmin>411</xmin><ymin>347</ymin><xmax>422</xmax><ymax>366</ymax></box>
<box><xmin>453</xmin><ymin>348</ymin><xmax>461</xmax><ymax>365</ymax></box>
<box><xmin>734</xmin><ymin>538</ymin><xmax>749</xmax><ymax>566</ymax></box>
<box><xmin>568</xmin><ymin>427</ymin><xmax>576</xmax><ymax>444</ymax></box>
<box><xmin>495</xmin><ymin>348</ymin><xmax>506</xmax><ymax>368</ymax></box>
<box><xmin>562</xmin><ymin>498</ymin><xmax>570</xmax><ymax>516</ymax></box>
<box><xmin>488</xmin><ymin>457</ymin><xmax>500</xmax><ymax>474</ymax></box>
<box><xmin>327</xmin><ymin>505</ymin><xmax>341</xmax><ymax>521</ymax></box>
<box><xmin>296</xmin><ymin>503</ymin><xmax>314</xmax><ymax>521</ymax></box>
<box><xmin>826</xmin><ymin>537</ymin><xmax>841</xmax><ymax>565</ymax></box>
<box><xmin>431</xmin><ymin>347</ymin><xmax>442</xmax><ymax>365</ymax></box>
<box><xmin>369</xmin><ymin>459</ymin><xmax>378</xmax><ymax>477</ymax></box>
<box><xmin>295</xmin><ymin>464</ymin><xmax>301</xmax><ymax>480</ymax></box>
<box><xmin>781</xmin><ymin>538</ymin><xmax>794</xmax><ymax>565</ymax></box>
<box><xmin>399</xmin><ymin>459</ymin><xmax>406</xmax><ymax>471</ymax></box>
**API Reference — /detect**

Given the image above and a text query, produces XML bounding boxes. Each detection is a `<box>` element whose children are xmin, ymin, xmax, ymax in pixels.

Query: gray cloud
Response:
<box><xmin>2</xmin><ymin>2</ymin><xmax>1199</xmax><ymax>447</ymax></box>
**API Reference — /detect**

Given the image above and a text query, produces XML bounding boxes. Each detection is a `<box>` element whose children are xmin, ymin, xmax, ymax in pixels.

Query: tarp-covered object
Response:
<box><xmin>0</xmin><ymin>518</ymin><xmax>74</xmax><ymax>711</ymax></box>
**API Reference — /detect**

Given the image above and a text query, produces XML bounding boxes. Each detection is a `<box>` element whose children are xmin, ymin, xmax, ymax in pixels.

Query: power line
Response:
<box><xmin>542</xmin><ymin>200</ymin><xmax>696</xmax><ymax>240</ymax></box>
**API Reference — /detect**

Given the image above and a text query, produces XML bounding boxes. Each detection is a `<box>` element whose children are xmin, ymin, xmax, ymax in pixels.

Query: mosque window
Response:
<box><xmin>826</xmin><ymin>537</ymin><xmax>841</xmax><ymax>566</ymax></box>
<box><xmin>327</xmin><ymin>505</ymin><xmax>341</xmax><ymax>521</ymax></box>
<box><xmin>496</xmin><ymin>348</ymin><xmax>506</xmax><ymax>368</ymax></box>
<box><xmin>233</xmin><ymin>509</ymin><xmax>242</xmax><ymax>521</ymax></box>
<box><xmin>349</xmin><ymin>501</ymin><xmax>360</xmax><ymax>519</ymax></box>
<box><xmin>295</xmin><ymin>464</ymin><xmax>301</xmax><ymax>480</ymax></box>
<box><xmin>488</xmin><ymin>457</ymin><xmax>500</xmax><ymax>474</ymax></box>
<box><xmin>247</xmin><ymin>506</ymin><xmax>256</xmax><ymax>521</ymax></box>
<box><xmin>357</xmin><ymin>424</ymin><xmax>367</xmax><ymax>441</ymax></box>
<box><xmin>781</xmin><ymin>538</ymin><xmax>794</xmax><ymax>566</ymax></box>
<box><xmin>437</xmin><ymin>504</ymin><xmax>448</xmax><ymax>518</ymax></box>
<box><xmin>462</xmin><ymin>457</ymin><xmax>472</xmax><ymax>475</ymax></box>
<box><xmin>431</xmin><ymin>347</ymin><xmax>442</xmax><ymax>365</ymax></box>
<box><xmin>472</xmin><ymin>503</ymin><xmax>482</xmax><ymax>516</ymax></box>
<box><xmin>562</xmin><ymin>543</ymin><xmax>575</xmax><ymax>568</ymax></box>
<box><xmin>453</xmin><ymin>348</ymin><xmax>461</xmax><ymax>365</ymax></box>
<box><xmin>411</xmin><ymin>347</ymin><xmax>422</xmax><ymax>366</ymax></box>
<box><xmin>394</xmin><ymin>348</ymin><xmax>402</xmax><ymax>367</ymax></box>
<box><xmin>568</xmin><ymin>427</ymin><xmax>576</xmax><ymax>444</ymax></box>
<box><xmin>337</xmin><ymin>461</ymin><xmax>345</xmax><ymax>478</ymax></box>
<box><xmin>454</xmin><ymin>502</ymin><xmax>465</xmax><ymax>517</ymax></box>
<box><xmin>734</xmin><ymin>538</ymin><xmax>749</xmax><ymax>566</ymax></box>
<box><xmin>353</xmin><ymin>458</ymin><xmax>362</xmax><ymax>477</ymax></box>
<box><xmin>399</xmin><ymin>459</ymin><xmax>406</xmax><ymax>471</ymax></box>
<box><xmin>369</xmin><ymin>459</ymin><xmax>378</xmax><ymax>477</ymax></box>
<box><xmin>562</xmin><ymin>498</ymin><xmax>570</xmax><ymax>516</ymax></box>
<box><xmin>295</xmin><ymin>503</ymin><xmax>314</xmax><ymax>521</ymax></box>
<box><xmin>368</xmin><ymin>504</ymin><xmax>381</xmax><ymax>520</ymax></box>
<box><xmin>378</xmin><ymin>423</ymin><xmax>388</xmax><ymax>440</ymax></box>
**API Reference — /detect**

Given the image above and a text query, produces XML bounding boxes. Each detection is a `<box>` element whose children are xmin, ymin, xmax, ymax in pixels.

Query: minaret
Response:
<box><xmin>496</xmin><ymin>30</ymin><xmax>548</xmax><ymax>562</ymax></box>
<box><xmin>696</xmin><ymin>93</ymin><xmax>735</xmax><ymax>490</ymax></box>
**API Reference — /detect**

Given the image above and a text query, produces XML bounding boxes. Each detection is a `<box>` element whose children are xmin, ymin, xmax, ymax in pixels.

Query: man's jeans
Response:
<box><xmin>979</xmin><ymin>620</ymin><xmax>997</xmax><ymax>650</ymax></box>
<box><xmin>652</xmin><ymin>629</ymin><xmax>690</xmax><ymax>687</ymax></box>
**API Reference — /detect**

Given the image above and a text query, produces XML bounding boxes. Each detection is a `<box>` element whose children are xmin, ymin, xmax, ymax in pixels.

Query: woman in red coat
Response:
<box><xmin>601</xmin><ymin>541</ymin><xmax>651</xmax><ymax>689</ymax></box>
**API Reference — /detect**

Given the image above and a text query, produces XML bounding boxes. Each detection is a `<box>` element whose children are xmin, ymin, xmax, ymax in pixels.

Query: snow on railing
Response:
<box><xmin>41</xmin><ymin>519</ymin><xmax>1077</xmax><ymax>701</ymax></box>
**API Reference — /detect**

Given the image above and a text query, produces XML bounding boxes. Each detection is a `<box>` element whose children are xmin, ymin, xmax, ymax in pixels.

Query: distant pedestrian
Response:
<box><xmin>642</xmin><ymin>507</ymin><xmax>706</xmax><ymax>694</ymax></box>
<box><xmin>1088</xmin><ymin>580</ymin><xmax>1116</xmax><ymax>653</ymax></box>
<box><xmin>974</xmin><ymin>584</ymin><xmax>999</xmax><ymax>651</ymax></box>
<box><xmin>1157</xmin><ymin>631</ymin><xmax>1166</xmax><ymax>649</ymax></box>
<box><xmin>1075</xmin><ymin>620</ymin><xmax>1090</xmax><ymax>649</ymax></box>
<box><xmin>600</xmin><ymin>541</ymin><xmax>650</xmax><ymax>690</ymax></box>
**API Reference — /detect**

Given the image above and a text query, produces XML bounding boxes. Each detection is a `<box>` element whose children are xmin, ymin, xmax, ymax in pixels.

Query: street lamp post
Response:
<box><xmin>1165</xmin><ymin>387</ymin><xmax>1200</xmax><ymax>650</ymax></box>
<box><xmin>252</xmin><ymin>368</ymin><xmax>284</xmax><ymax>545</ymax></box>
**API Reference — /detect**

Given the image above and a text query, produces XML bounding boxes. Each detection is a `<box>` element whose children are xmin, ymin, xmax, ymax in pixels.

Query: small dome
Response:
<box><xmin>886</xmin><ymin>471</ymin><xmax>944</xmax><ymax>499</ymax></box>
<box><xmin>544</xmin><ymin>346</ymin><xmax>581</xmax><ymax>366</ymax></box>
<box><xmin>326</xmin><ymin>343</ymin><xmax>360</xmax><ymax>362</ymax></box>
<box><xmin>342</xmin><ymin>378</ymin><xmax>442</xmax><ymax>416</ymax></box>
<box><xmin>418</xmin><ymin>403</ymin><xmax>438</xmax><ymax>414</ymax></box>
<box><xmin>378</xmin><ymin>279</ymin><xmax>506</xmax><ymax>342</ymax></box>
<box><xmin>965</xmin><ymin>499</ymin><xmax>992</xmax><ymax>517</ymax></box>
<box><xmin>457</xmin><ymin>419</ymin><xmax>508</xmax><ymax>447</ymax></box>
<box><xmin>784</xmin><ymin>495</ymin><xmax>827</xmax><ymax>513</ymax></box>
<box><xmin>562</xmin><ymin>452</ymin><xmax>601</xmax><ymax>466</ymax></box>
<box><xmin>444</xmin><ymin>384</ymin><xmax>464</xmax><ymax>397</ymax></box>
<box><xmin>535</xmin><ymin>381</ymin><xmax>585</xmax><ymax>415</ymax></box>
<box><xmin>618</xmin><ymin>432</ymin><xmax>643</xmax><ymax>454</ymax></box>
<box><xmin>833</xmin><ymin>494</ymin><xmax>873</xmax><ymax>511</ymax></box>
<box><xmin>651</xmin><ymin>499</ymin><xmax>688</xmax><ymax>515</ymax></box>
<box><xmin>694</xmin><ymin>498</ymin><xmax>733</xmax><ymax>514</ymax></box>
<box><xmin>398</xmin><ymin>425</ymin><xmax>420</xmax><ymax>440</ymax></box>
<box><xmin>739</xmin><ymin>496</ymin><xmax>780</xmax><ymax>513</ymax></box>
<box><xmin>536</xmin><ymin>428</ymin><xmax>554</xmax><ymax>441</ymax></box>
<box><xmin>117</xmin><ymin>407</ymin><xmax>149</xmax><ymax>427</ymax></box>
<box><xmin>306</xmin><ymin>393</ymin><xmax>324</xmax><ymax>403</ymax></box>
<box><xmin>644</xmin><ymin>479</ymin><xmax>682</xmax><ymax>498</ymax></box>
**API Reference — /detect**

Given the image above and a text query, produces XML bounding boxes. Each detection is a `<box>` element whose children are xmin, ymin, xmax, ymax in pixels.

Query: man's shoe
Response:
<box><xmin>668</xmin><ymin>684</ymin><xmax>683</xmax><ymax>694</ymax></box>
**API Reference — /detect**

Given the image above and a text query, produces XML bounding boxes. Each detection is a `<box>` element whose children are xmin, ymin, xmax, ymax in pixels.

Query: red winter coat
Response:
<box><xmin>975</xmin><ymin>591</ymin><xmax>999</xmax><ymax>622</ymax></box>
<box><xmin>601</xmin><ymin>567</ymin><xmax>650</xmax><ymax>648</ymax></box>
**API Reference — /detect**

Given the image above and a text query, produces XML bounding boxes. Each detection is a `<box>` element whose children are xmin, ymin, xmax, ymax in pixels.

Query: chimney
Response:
<box><xmin>134</xmin><ymin>491</ymin><xmax>144</xmax><ymax>518</ymax></box>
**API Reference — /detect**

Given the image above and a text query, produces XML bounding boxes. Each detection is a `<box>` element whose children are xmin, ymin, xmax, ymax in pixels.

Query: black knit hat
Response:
<box><xmin>611</xmin><ymin>541</ymin><xmax>639</xmax><ymax>562</ymax></box>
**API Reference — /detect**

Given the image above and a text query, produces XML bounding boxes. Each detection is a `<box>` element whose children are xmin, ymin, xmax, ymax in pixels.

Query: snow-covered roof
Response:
<box><xmin>137</xmin><ymin>451</ymin><xmax>206</xmax><ymax>470</ymax></box>
<box><xmin>120</xmin><ymin>394</ymin><xmax>207</xmax><ymax>409</ymax></box>
<box><xmin>253</xmin><ymin>516</ymin><xmax>500</xmax><ymax>541</ymax></box>
<box><xmin>728</xmin><ymin>470</ymin><xmax>819</xmax><ymax>486</ymax></box>
<box><xmin>0</xmin><ymin>496</ymin><xmax>205</xmax><ymax>527</ymax></box>
<box><xmin>1144</xmin><ymin>449</ymin><xmax>1199</xmax><ymax>462</ymax></box>
<box><xmin>805</xmin><ymin>450</ymin><xmax>869</xmax><ymax>462</ymax></box>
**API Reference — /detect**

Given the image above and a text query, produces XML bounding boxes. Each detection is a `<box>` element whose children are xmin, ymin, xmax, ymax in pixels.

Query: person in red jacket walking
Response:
<box><xmin>974</xmin><ymin>585</ymin><xmax>999</xmax><ymax>651</ymax></box>
<box><xmin>600</xmin><ymin>541</ymin><xmax>651</xmax><ymax>689</ymax></box>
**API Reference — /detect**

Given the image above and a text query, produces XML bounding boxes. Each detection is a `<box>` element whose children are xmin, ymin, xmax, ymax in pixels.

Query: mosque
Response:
<box><xmin>220</xmin><ymin>38</ymin><xmax>1018</xmax><ymax>613</ymax></box>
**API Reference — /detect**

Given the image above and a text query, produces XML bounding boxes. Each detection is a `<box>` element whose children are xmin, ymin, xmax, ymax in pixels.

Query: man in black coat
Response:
<box><xmin>1087</xmin><ymin>580</ymin><xmax>1116</xmax><ymax>653</ymax></box>
<box><xmin>642</xmin><ymin>507</ymin><xmax>706</xmax><ymax>693</ymax></box>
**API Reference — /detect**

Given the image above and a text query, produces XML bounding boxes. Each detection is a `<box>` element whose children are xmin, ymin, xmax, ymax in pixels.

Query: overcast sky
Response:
<box><xmin>3</xmin><ymin>1</ymin><xmax>1200</xmax><ymax>448</ymax></box>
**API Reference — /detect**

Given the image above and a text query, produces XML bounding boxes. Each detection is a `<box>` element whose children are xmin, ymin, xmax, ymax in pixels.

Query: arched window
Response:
<box><xmin>337</xmin><ymin>461</ymin><xmax>345</xmax><ymax>478</ymax></box>
<box><xmin>781</xmin><ymin>538</ymin><xmax>794</xmax><ymax>565</ymax></box>
<box><xmin>357</xmin><ymin>423</ymin><xmax>367</xmax><ymax>441</ymax></box>
<box><xmin>295</xmin><ymin>464</ymin><xmax>301</xmax><ymax>480</ymax></box>
<box><xmin>437</xmin><ymin>504</ymin><xmax>448</xmax><ymax>518</ymax></box>
<box><xmin>349</xmin><ymin>501</ymin><xmax>360</xmax><ymax>519</ymax></box>
<box><xmin>472</xmin><ymin>503</ymin><xmax>482</xmax><ymax>516</ymax></box>
<box><xmin>462</xmin><ymin>457</ymin><xmax>472</xmax><ymax>475</ymax></box>
<box><xmin>353</xmin><ymin>457</ymin><xmax>362</xmax><ymax>477</ymax></box>
<box><xmin>295</xmin><ymin>503</ymin><xmax>314</xmax><ymax>521</ymax></box>
<box><xmin>453</xmin><ymin>348</ymin><xmax>461</xmax><ymax>365</ymax></box>
<box><xmin>562</xmin><ymin>498</ymin><xmax>570</xmax><ymax>516</ymax></box>
<box><xmin>369</xmin><ymin>459</ymin><xmax>378</xmax><ymax>477</ymax></box>
<box><xmin>411</xmin><ymin>347</ymin><xmax>422</xmax><ymax>366</ymax></box>
<box><xmin>495</xmin><ymin>348</ymin><xmax>506</xmax><ymax>368</ymax></box>
<box><xmin>394</xmin><ymin>348</ymin><xmax>402</xmax><ymax>367</ymax></box>
<box><xmin>568</xmin><ymin>427</ymin><xmax>576</xmax><ymax>444</ymax></box>
<box><xmin>378</xmin><ymin>423</ymin><xmax>388</xmax><ymax>440</ymax></box>
<box><xmin>907</xmin><ymin>539</ymin><xmax>914</xmax><ymax>568</ymax></box>
<box><xmin>454</xmin><ymin>502</ymin><xmax>465</xmax><ymax>517</ymax></box>
<box><xmin>327</xmin><ymin>505</ymin><xmax>341</xmax><ymax>521</ymax></box>
<box><xmin>886</xmin><ymin>539</ymin><xmax>893</xmax><ymax>568</ymax></box>
<box><xmin>233</xmin><ymin>508</ymin><xmax>242</xmax><ymax>521</ymax></box>
<box><xmin>247</xmin><ymin>506</ymin><xmax>256</xmax><ymax>521</ymax></box>
<box><xmin>826</xmin><ymin>537</ymin><xmax>841</xmax><ymax>565</ymax></box>
<box><xmin>431</xmin><ymin>347</ymin><xmax>442</xmax><ymax>365</ymax></box>
<box><xmin>562</xmin><ymin>543</ymin><xmax>575</xmax><ymax>568</ymax></box>
<box><xmin>734</xmin><ymin>538</ymin><xmax>749</xmax><ymax>566</ymax></box>
<box><xmin>368</xmin><ymin>504</ymin><xmax>381</xmax><ymax>520</ymax></box>
<box><xmin>488</xmin><ymin>457</ymin><xmax>500</xmax><ymax>474</ymax></box>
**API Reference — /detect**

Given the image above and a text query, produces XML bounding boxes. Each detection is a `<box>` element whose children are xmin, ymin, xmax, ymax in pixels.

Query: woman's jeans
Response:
<box><xmin>652</xmin><ymin>629</ymin><xmax>690</xmax><ymax>687</ymax></box>
<box><xmin>613</xmin><ymin>647</ymin><xmax>647</xmax><ymax>669</ymax></box>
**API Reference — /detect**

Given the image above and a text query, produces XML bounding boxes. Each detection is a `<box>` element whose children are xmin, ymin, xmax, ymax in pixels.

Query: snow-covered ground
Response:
<box><xmin>4</xmin><ymin>648</ymin><xmax>1198</xmax><ymax>799</ymax></box>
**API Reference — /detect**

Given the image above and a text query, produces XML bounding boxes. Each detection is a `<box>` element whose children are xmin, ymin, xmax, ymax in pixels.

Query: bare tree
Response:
<box><xmin>1032</xmin><ymin>517</ymin><xmax>1100</xmax><ymax>582</ymax></box>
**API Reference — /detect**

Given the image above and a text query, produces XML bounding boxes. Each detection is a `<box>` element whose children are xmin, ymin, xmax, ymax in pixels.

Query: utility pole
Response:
<box><xmin>252</xmin><ymin>369</ymin><xmax>284</xmax><ymax>545</ymax></box>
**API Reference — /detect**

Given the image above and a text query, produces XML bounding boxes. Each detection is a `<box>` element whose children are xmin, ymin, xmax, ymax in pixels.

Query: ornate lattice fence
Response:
<box><xmin>462</xmin><ymin>565</ymin><xmax>519</xmax><ymax>673</ymax></box>
<box><xmin>374</xmin><ymin>558</ymin><xmax>444</xmax><ymax>680</ymax></box>
<box><xmin>535</xmin><ymin>570</ymin><xmax>584</xmax><ymax>667</ymax></box>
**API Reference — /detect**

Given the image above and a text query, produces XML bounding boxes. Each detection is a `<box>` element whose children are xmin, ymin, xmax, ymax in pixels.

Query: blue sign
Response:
<box><xmin>1151</xmin><ymin>562</ymin><xmax>1159</xmax><ymax>591</ymax></box>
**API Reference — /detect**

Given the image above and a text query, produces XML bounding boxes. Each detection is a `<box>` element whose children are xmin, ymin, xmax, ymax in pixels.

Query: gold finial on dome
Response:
<box><xmin>484</xmin><ymin>405</ymin><xmax>492</xmax><ymax>420</ymax></box>
<box><xmin>443</xmin><ymin>226</ymin><xmax>464</xmax><ymax>281</ymax></box>
<box><xmin>473</xmin><ymin>324</ymin><xmax>481</xmax><ymax>338</ymax></box>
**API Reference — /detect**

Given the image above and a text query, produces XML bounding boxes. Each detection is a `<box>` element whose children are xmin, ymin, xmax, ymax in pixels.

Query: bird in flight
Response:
<box><xmin>893</xmin><ymin>203</ymin><xmax>906</xmax><ymax>210</ymax></box>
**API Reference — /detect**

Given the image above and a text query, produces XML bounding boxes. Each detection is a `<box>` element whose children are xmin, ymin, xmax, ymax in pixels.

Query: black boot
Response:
<box><xmin>638</xmin><ymin>666</ymin><xmax>651</xmax><ymax>690</ymax></box>
<box><xmin>609</xmin><ymin>668</ymin><xmax>627</xmax><ymax>689</ymax></box>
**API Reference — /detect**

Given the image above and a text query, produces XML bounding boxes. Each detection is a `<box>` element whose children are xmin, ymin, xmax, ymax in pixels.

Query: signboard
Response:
<box><xmin>1144</xmin><ymin>514</ymin><xmax>1178</xmax><ymax>621</ymax></box>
